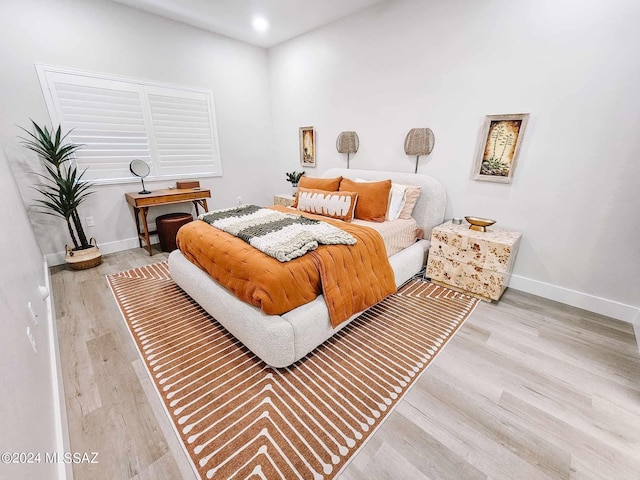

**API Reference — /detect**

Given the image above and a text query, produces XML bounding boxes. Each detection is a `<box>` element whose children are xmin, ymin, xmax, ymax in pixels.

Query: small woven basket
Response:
<box><xmin>65</xmin><ymin>238</ymin><xmax>103</xmax><ymax>270</ymax></box>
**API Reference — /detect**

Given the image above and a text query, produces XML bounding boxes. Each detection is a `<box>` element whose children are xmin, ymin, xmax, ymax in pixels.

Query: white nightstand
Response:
<box><xmin>425</xmin><ymin>221</ymin><xmax>522</xmax><ymax>301</ymax></box>
<box><xmin>273</xmin><ymin>194</ymin><xmax>296</xmax><ymax>207</ymax></box>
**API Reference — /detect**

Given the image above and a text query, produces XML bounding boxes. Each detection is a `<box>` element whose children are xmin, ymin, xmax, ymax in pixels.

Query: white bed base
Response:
<box><xmin>169</xmin><ymin>168</ymin><xmax>446</xmax><ymax>368</ymax></box>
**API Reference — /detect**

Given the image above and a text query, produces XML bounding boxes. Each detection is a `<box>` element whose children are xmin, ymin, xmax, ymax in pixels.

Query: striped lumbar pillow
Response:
<box><xmin>295</xmin><ymin>187</ymin><xmax>358</xmax><ymax>221</ymax></box>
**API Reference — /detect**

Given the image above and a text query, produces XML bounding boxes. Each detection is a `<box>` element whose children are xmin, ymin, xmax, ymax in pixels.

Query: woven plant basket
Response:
<box><xmin>65</xmin><ymin>238</ymin><xmax>102</xmax><ymax>270</ymax></box>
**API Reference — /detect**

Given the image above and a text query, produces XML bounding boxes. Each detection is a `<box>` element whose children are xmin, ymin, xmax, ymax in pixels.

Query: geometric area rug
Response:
<box><xmin>107</xmin><ymin>262</ymin><xmax>479</xmax><ymax>479</ymax></box>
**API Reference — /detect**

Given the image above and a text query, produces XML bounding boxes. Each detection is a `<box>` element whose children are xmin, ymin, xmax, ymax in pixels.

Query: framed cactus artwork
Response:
<box><xmin>472</xmin><ymin>113</ymin><xmax>529</xmax><ymax>183</ymax></box>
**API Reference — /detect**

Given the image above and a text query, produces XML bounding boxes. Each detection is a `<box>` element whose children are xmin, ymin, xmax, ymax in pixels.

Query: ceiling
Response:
<box><xmin>110</xmin><ymin>0</ymin><xmax>386</xmax><ymax>48</ymax></box>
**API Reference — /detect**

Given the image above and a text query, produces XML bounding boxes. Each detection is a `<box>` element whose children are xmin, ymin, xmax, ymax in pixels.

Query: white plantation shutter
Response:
<box><xmin>146</xmin><ymin>87</ymin><xmax>220</xmax><ymax>177</ymax></box>
<box><xmin>36</xmin><ymin>65</ymin><xmax>221</xmax><ymax>183</ymax></box>
<box><xmin>46</xmin><ymin>75</ymin><xmax>152</xmax><ymax>181</ymax></box>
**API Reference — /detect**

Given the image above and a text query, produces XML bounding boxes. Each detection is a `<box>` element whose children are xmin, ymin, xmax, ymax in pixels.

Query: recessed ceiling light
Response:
<box><xmin>252</xmin><ymin>17</ymin><xmax>269</xmax><ymax>32</ymax></box>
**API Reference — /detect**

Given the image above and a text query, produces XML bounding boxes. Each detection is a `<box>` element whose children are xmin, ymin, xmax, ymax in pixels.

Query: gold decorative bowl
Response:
<box><xmin>465</xmin><ymin>216</ymin><xmax>496</xmax><ymax>232</ymax></box>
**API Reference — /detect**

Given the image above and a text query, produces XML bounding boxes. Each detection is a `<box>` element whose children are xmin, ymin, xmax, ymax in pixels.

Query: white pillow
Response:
<box><xmin>387</xmin><ymin>183</ymin><xmax>408</xmax><ymax>220</ymax></box>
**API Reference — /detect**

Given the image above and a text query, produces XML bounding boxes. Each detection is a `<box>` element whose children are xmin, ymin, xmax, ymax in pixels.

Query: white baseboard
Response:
<box><xmin>631</xmin><ymin>310</ymin><xmax>640</xmax><ymax>353</ymax></box>
<box><xmin>44</xmin><ymin>258</ymin><xmax>73</xmax><ymax>480</ymax></box>
<box><xmin>510</xmin><ymin>274</ymin><xmax>640</xmax><ymax>324</ymax></box>
<box><xmin>45</xmin><ymin>236</ymin><xmax>156</xmax><ymax>267</ymax></box>
<box><xmin>633</xmin><ymin>324</ymin><xmax>640</xmax><ymax>352</ymax></box>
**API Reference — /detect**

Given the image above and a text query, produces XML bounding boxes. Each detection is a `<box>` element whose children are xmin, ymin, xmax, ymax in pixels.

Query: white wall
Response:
<box><xmin>0</xmin><ymin>0</ymin><xmax>277</xmax><ymax>263</ymax></box>
<box><xmin>0</xmin><ymin>147</ymin><xmax>67</xmax><ymax>479</ymax></box>
<box><xmin>268</xmin><ymin>0</ymin><xmax>640</xmax><ymax>321</ymax></box>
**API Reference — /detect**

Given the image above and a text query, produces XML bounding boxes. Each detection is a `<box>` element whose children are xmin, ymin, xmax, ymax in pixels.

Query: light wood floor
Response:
<box><xmin>51</xmin><ymin>247</ymin><xmax>640</xmax><ymax>480</ymax></box>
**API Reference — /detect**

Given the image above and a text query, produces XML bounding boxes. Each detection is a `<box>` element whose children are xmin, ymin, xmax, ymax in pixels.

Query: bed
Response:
<box><xmin>168</xmin><ymin>168</ymin><xmax>446</xmax><ymax>367</ymax></box>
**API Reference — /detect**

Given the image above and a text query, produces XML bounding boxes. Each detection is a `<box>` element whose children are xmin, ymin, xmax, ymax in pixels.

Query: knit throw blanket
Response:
<box><xmin>199</xmin><ymin>205</ymin><xmax>356</xmax><ymax>262</ymax></box>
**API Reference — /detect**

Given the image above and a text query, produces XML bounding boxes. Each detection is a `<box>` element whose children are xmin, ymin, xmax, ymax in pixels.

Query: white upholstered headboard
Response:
<box><xmin>322</xmin><ymin>168</ymin><xmax>446</xmax><ymax>237</ymax></box>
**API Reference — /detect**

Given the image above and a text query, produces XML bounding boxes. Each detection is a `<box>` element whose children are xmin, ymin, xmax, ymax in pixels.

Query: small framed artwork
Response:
<box><xmin>299</xmin><ymin>126</ymin><xmax>316</xmax><ymax>167</ymax></box>
<box><xmin>472</xmin><ymin>113</ymin><xmax>529</xmax><ymax>183</ymax></box>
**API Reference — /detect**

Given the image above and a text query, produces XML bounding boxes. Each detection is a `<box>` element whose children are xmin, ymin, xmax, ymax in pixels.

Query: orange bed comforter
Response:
<box><xmin>176</xmin><ymin>205</ymin><xmax>396</xmax><ymax>327</ymax></box>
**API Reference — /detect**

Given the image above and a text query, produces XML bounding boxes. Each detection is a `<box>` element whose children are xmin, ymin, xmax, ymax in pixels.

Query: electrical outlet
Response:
<box><xmin>27</xmin><ymin>302</ymin><xmax>38</xmax><ymax>325</ymax></box>
<box><xmin>26</xmin><ymin>327</ymin><xmax>38</xmax><ymax>354</ymax></box>
<box><xmin>86</xmin><ymin>216</ymin><xmax>95</xmax><ymax>227</ymax></box>
<box><xmin>237</xmin><ymin>196</ymin><xmax>243</xmax><ymax>206</ymax></box>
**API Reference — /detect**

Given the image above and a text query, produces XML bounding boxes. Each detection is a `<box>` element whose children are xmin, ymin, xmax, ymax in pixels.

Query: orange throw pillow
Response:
<box><xmin>295</xmin><ymin>187</ymin><xmax>358</xmax><ymax>221</ymax></box>
<box><xmin>298</xmin><ymin>176</ymin><xmax>342</xmax><ymax>191</ymax></box>
<box><xmin>340</xmin><ymin>178</ymin><xmax>392</xmax><ymax>222</ymax></box>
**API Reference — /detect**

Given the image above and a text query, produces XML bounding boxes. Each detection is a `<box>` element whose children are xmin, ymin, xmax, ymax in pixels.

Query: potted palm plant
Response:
<box><xmin>20</xmin><ymin>120</ymin><xmax>102</xmax><ymax>270</ymax></box>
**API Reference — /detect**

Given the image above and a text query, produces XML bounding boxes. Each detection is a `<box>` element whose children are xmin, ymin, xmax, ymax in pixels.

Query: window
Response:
<box><xmin>35</xmin><ymin>65</ymin><xmax>222</xmax><ymax>183</ymax></box>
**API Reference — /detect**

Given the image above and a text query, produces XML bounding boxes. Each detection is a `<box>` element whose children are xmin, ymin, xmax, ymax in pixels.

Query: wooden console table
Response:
<box><xmin>125</xmin><ymin>188</ymin><xmax>211</xmax><ymax>255</ymax></box>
